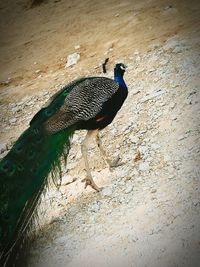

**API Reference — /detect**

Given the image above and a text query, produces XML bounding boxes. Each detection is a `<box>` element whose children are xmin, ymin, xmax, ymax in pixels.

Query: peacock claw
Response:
<box><xmin>82</xmin><ymin>176</ymin><xmax>101</xmax><ymax>192</ymax></box>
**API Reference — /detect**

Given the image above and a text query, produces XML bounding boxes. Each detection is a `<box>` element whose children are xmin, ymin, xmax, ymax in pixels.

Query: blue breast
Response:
<box><xmin>114</xmin><ymin>75</ymin><xmax>128</xmax><ymax>92</ymax></box>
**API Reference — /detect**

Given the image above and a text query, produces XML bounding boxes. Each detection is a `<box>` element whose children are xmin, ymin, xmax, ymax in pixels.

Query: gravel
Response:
<box><xmin>1</xmin><ymin>30</ymin><xmax>200</xmax><ymax>267</ymax></box>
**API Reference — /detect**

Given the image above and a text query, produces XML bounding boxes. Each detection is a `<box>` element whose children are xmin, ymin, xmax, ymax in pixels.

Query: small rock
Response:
<box><xmin>65</xmin><ymin>53</ymin><xmax>80</xmax><ymax>67</ymax></box>
<box><xmin>11</xmin><ymin>106</ymin><xmax>21</xmax><ymax>113</ymax></box>
<box><xmin>129</xmin><ymin>135</ymin><xmax>139</xmax><ymax>144</ymax></box>
<box><xmin>193</xmin><ymin>199</ymin><xmax>200</xmax><ymax>206</ymax></box>
<box><xmin>164</xmin><ymin>5</ymin><xmax>173</xmax><ymax>10</ymax></box>
<box><xmin>9</xmin><ymin>118</ymin><xmax>17</xmax><ymax>124</ymax></box>
<box><xmin>173</xmin><ymin>46</ymin><xmax>183</xmax><ymax>53</ymax></box>
<box><xmin>132</xmin><ymin>169</ymin><xmax>139</xmax><ymax>176</ymax></box>
<box><xmin>164</xmin><ymin>154</ymin><xmax>171</xmax><ymax>161</ymax></box>
<box><xmin>101</xmin><ymin>187</ymin><xmax>113</xmax><ymax>197</ymax></box>
<box><xmin>74</xmin><ymin>45</ymin><xmax>80</xmax><ymax>50</ymax></box>
<box><xmin>131</xmin><ymin>89</ymin><xmax>140</xmax><ymax>95</ymax></box>
<box><xmin>184</xmin><ymin>98</ymin><xmax>192</xmax><ymax>105</ymax></box>
<box><xmin>50</xmin><ymin>217</ymin><xmax>63</xmax><ymax>225</ymax></box>
<box><xmin>135</xmin><ymin>55</ymin><xmax>141</xmax><ymax>61</ymax></box>
<box><xmin>140</xmin><ymin>89</ymin><xmax>166</xmax><ymax>103</ymax></box>
<box><xmin>35</xmin><ymin>69</ymin><xmax>41</xmax><ymax>74</ymax></box>
<box><xmin>25</xmin><ymin>100</ymin><xmax>34</xmax><ymax>106</ymax></box>
<box><xmin>170</xmin><ymin>102</ymin><xmax>176</xmax><ymax>109</ymax></box>
<box><xmin>147</xmin><ymin>68</ymin><xmax>156</xmax><ymax>73</ymax></box>
<box><xmin>89</xmin><ymin>201</ymin><xmax>101</xmax><ymax>212</ymax></box>
<box><xmin>162</xmin><ymin>37</ymin><xmax>180</xmax><ymax>51</ymax></box>
<box><xmin>0</xmin><ymin>151</ymin><xmax>8</xmax><ymax>159</ymax></box>
<box><xmin>139</xmin><ymin>145</ymin><xmax>148</xmax><ymax>154</ymax></box>
<box><xmin>172</xmin><ymin>115</ymin><xmax>177</xmax><ymax>121</ymax></box>
<box><xmin>124</xmin><ymin>185</ymin><xmax>133</xmax><ymax>194</ymax></box>
<box><xmin>134</xmin><ymin>49</ymin><xmax>139</xmax><ymax>55</ymax></box>
<box><xmin>139</xmin><ymin>162</ymin><xmax>150</xmax><ymax>172</ymax></box>
<box><xmin>151</xmin><ymin>143</ymin><xmax>160</xmax><ymax>150</ymax></box>
<box><xmin>151</xmin><ymin>55</ymin><xmax>159</xmax><ymax>61</ymax></box>
<box><xmin>0</xmin><ymin>143</ymin><xmax>7</xmax><ymax>154</ymax></box>
<box><xmin>61</xmin><ymin>175</ymin><xmax>74</xmax><ymax>185</ymax></box>
<box><xmin>151</xmin><ymin>188</ymin><xmax>157</xmax><ymax>193</ymax></box>
<box><xmin>177</xmin><ymin>135</ymin><xmax>185</xmax><ymax>141</ymax></box>
<box><xmin>160</xmin><ymin>59</ymin><xmax>169</xmax><ymax>66</ymax></box>
<box><xmin>139</xmin><ymin>129</ymin><xmax>147</xmax><ymax>134</ymax></box>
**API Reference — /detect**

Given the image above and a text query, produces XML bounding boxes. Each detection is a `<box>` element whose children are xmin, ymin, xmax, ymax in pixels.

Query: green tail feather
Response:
<box><xmin>0</xmin><ymin>125</ymin><xmax>75</xmax><ymax>258</ymax></box>
<box><xmin>0</xmin><ymin>82</ymin><xmax>78</xmax><ymax>265</ymax></box>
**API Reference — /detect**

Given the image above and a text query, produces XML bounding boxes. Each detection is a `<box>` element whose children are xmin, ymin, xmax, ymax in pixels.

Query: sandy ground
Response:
<box><xmin>0</xmin><ymin>0</ymin><xmax>200</xmax><ymax>266</ymax></box>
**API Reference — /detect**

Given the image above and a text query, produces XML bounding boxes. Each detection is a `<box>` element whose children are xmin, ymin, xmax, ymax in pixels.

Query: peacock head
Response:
<box><xmin>114</xmin><ymin>63</ymin><xmax>127</xmax><ymax>77</ymax></box>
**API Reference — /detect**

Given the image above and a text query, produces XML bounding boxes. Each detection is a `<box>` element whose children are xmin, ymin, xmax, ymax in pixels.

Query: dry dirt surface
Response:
<box><xmin>0</xmin><ymin>0</ymin><xmax>200</xmax><ymax>267</ymax></box>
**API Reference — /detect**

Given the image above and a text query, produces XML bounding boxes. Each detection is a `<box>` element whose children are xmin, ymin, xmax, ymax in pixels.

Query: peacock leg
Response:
<box><xmin>95</xmin><ymin>131</ymin><xmax>121</xmax><ymax>169</ymax></box>
<box><xmin>81</xmin><ymin>130</ymin><xmax>100</xmax><ymax>192</ymax></box>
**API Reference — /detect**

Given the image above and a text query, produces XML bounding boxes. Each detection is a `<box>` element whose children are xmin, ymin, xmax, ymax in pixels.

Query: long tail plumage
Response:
<box><xmin>0</xmin><ymin>86</ymin><xmax>76</xmax><ymax>266</ymax></box>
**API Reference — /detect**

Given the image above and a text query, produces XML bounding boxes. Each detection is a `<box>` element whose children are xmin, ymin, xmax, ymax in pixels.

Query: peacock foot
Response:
<box><xmin>82</xmin><ymin>175</ymin><xmax>101</xmax><ymax>192</ymax></box>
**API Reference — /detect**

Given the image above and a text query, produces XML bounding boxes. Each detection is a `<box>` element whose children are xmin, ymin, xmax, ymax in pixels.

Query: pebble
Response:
<box><xmin>25</xmin><ymin>100</ymin><xmax>34</xmax><ymax>106</ymax></box>
<box><xmin>164</xmin><ymin>154</ymin><xmax>171</xmax><ymax>162</ymax></box>
<box><xmin>140</xmin><ymin>89</ymin><xmax>166</xmax><ymax>103</ymax></box>
<box><xmin>61</xmin><ymin>175</ymin><xmax>74</xmax><ymax>185</ymax></box>
<box><xmin>139</xmin><ymin>145</ymin><xmax>149</xmax><ymax>154</ymax></box>
<box><xmin>9</xmin><ymin>118</ymin><xmax>17</xmax><ymax>124</ymax></box>
<box><xmin>124</xmin><ymin>185</ymin><xmax>133</xmax><ymax>194</ymax></box>
<box><xmin>172</xmin><ymin>115</ymin><xmax>177</xmax><ymax>121</ymax></box>
<box><xmin>151</xmin><ymin>143</ymin><xmax>160</xmax><ymax>150</ymax></box>
<box><xmin>0</xmin><ymin>151</ymin><xmax>8</xmax><ymax>159</ymax></box>
<box><xmin>89</xmin><ymin>201</ymin><xmax>101</xmax><ymax>213</ymax></box>
<box><xmin>65</xmin><ymin>53</ymin><xmax>80</xmax><ymax>67</ymax></box>
<box><xmin>131</xmin><ymin>89</ymin><xmax>140</xmax><ymax>95</ymax></box>
<box><xmin>0</xmin><ymin>143</ymin><xmax>7</xmax><ymax>154</ymax></box>
<box><xmin>162</xmin><ymin>37</ymin><xmax>180</xmax><ymax>51</ymax></box>
<box><xmin>35</xmin><ymin>69</ymin><xmax>41</xmax><ymax>74</ymax></box>
<box><xmin>139</xmin><ymin>162</ymin><xmax>150</xmax><ymax>172</ymax></box>
<box><xmin>134</xmin><ymin>49</ymin><xmax>139</xmax><ymax>55</ymax></box>
<box><xmin>101</xmin><ymin>187</ymin><xmax>113</xmax><ymax>197</ymax></box>
<box><xmin>170</xmin><ymin>102</ymin><xmax>176</xmax><ymax>109</ymax></box>
<box><xmin>74</xmin><ymin>45</ymin><xmax>80</xmax><ymax>50</ymax></box>
<box><xmin>129</xmin><ymin>135</ymin><xmax>139</xmax><ymax>144</ymax></box>
<box><xmin>11</xmin><ymin>106</ymin><xmax>21</xmax><ymax>113</ymax></box>
<box><xmin>160</xmin><ymin>59</ymin><xmax>169</xmax><ymax>65</ymax></box>
<box><xmin>173</xmin><ymin>46</ymin><xmax>183</xmax><ymax>53</ymax></box>
<box><xmin>177</xmin><ymin>135</ymin><xmax>186</xmax><ymax>141</ymax></box>
<box><xmin>131</xmin><ymin>169</ymin><xmax>139</xmax><ymax>177</ymax></box>
<box><xmin>151</xmin><ymin>189</ymin><xmax>157</xmax><ymax>193</ymax></box>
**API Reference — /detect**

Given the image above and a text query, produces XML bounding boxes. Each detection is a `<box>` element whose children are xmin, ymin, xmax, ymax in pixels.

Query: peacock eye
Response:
<box><xmin>17</xmin><ymin>164</ymin><xmax>24</xmax><ymax>172</ymax></box>
<box><xmin>1</xmin><ymin>160</ymin><xmax>15</xmax><ymax>176</ymax></box>
<box><xmin>1</xmin><ymin>161</ymin><xmax>10</xmax><ymax>172</ymax></box>
<box><xmin>45</xmin><ymin>108</ymin><xmax>53</xmax><ymax>117</ymax></box>
<box><xmin>14</xmin><ymin>144</ymin><xmax>23</xmax><ymax>154</ymax></box>
<box><xmin>35</xmin><ymin>136</ymin><xmax>43</xmax><ymax>144</ymax></box>
<box><xmin>27</xmin><ymin>150</ymin><xmax>35</xmax><ymax>159</ymax></box>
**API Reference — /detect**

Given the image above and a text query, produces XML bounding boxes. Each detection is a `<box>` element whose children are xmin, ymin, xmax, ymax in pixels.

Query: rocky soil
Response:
<box><xmin>0</xmin><ymin>1</ymin><xmax>200</xmax><ymax>267</ymax></box>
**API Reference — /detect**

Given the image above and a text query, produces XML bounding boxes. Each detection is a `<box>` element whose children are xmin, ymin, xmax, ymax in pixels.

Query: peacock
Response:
<box><xmin>0</xmin><ymin>63</ymin><xmax>128</xmax><ymax>266</ymax></box>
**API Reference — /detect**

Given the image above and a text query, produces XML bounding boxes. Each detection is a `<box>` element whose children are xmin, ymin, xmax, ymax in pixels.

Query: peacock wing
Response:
<box><xmin>44</xmin><ymin>77</ymin><xmax>119</xmax><ymax>134</ymax></box>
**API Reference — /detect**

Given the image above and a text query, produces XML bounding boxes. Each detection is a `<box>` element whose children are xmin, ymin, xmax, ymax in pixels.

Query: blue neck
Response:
<box><xmin>114</xmin><ymin>71</ymin><xmax>128</xmax><ymax>91</ymax></box>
